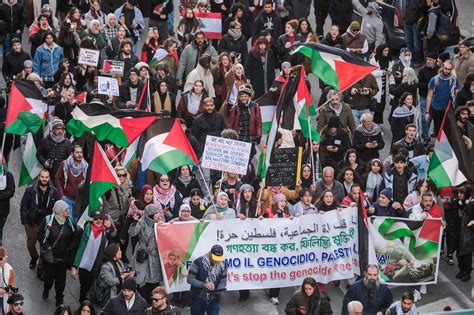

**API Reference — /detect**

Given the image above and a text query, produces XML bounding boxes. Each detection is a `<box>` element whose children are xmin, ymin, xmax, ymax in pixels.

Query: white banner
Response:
<box><xmin>78</xmin><ymin>48</ymin><xmax>100</xmax><ymax>66</ymax></box>
<box><xmin>201</xmin><ymin>136</ymin><xmax>252</xmax><ymax>175</ymax></box>
<box><xmin>97</xmin><ymin>76</ymin><xmax>120</xmax><ymax>96</ymax></box>
<box><xmin>156</xmin><ymin>207</ymin><xmax>360</xmax><ymax>292</ymax></box>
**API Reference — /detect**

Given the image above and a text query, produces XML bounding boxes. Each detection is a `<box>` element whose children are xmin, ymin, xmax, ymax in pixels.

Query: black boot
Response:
<box><xmin>29</xmin><ymin>256</ymin><xmax>38</xmax><ymax>269</ymax></box>
<box><xmin>461</xmin><ymin>273</ymin><xmax>471</xmax><ymax>282</ymax></box>
<box><xmin>42</xmin><ymin>289</ymin><xmax>48</xmax><ymax>300</ymax></box>
<box><xmin>455</xmin><ymin>270</ymin><xmax>464</xmax><ymax>279</ymax></box>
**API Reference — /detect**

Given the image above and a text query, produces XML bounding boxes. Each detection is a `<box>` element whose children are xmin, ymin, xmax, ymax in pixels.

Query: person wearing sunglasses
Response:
<box><xmin>146</xmin><ymin>286</ymin><xmax>180</xmax><ymax>315</ymax></box>
<box><xmin>6</xmin><ymin>294</ymin><xmax>24</xmax><ymax>315</ymax></box>
<box><xmin>153</xmin><ymin>174</ymin><xmax>183</xmax><ymax>220</ymax></box>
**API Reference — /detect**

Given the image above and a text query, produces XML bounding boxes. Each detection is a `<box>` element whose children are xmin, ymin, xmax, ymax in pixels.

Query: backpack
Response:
<box><xmin>435</xmin><ymin>8</ymin><xmax>456</xmax><ymax>42</ymax></box>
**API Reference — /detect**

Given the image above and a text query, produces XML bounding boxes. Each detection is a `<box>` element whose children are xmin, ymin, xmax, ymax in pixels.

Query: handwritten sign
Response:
<box><xmin>267</xmin><ymin>147</ymin><xmax>302</xmax><ymax>187</ymax></box>
<box><xmin>97</xmin><ymin>76</ymin><xmax>120</xmax><ymax>96</ymax></box>
<box><xmin>103</xmin><ymin>60</ymin><xmax>124</xmax><ymax>76</ymax></box>
<box><xmin>78</xmin><ymin>48</ymin><xmax>100</xmax><ymax>66</ymax></box>
<box><xmin>156</xmin><ymin>207</ymin><xmax>360</xmax><ymax>292</ymax></box>
<box><xmin>201</xmin><ymin>136</ymin><xmax>252</xmax><ymax>175</ymax></box>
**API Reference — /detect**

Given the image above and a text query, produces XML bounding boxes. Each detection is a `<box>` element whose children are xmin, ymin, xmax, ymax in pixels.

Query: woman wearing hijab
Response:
<box><xmin>173</xmin><ymin>165</ymin><xmax>202</xmax><ymax>198</ymax></box>
<box><xmin>129</xmin><ymin>204</ymin><xmax>165</xmax><ymax>304</ymax></box>
<box><xmin>38</xmin><ymin>200</ymin><xmax>76</xmax><ymax>307</ymax></box>
<box><xmin>370</xmin><ymin>45</ymin><xmax>394</xmax><ymax>124</ymax></box>
<box><xmin>71</xmin><ymin>211</ymin><xmax>116</xmax><ymax>302</ymax></box>
<box><xmin>153</xmin><ymin>174</ymin><xmax>183</xmax><ymax>220</ymax></box>
<box><xmin>203</xmin><ymin>192</ymin><xmax>237</xmax><ymax>220</ymax></box>
<box><xmin>170</xmin><ymin>204</ymin><xmax>199</xmax><ymax>223</ymax></box>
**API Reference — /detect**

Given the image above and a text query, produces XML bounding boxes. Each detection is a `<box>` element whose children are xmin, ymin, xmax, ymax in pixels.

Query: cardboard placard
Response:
<box><xmin>97</xmin><ymin>76</ymin><xmax>120</xmax><ymax>96</ymax></box>
<box><xmin>78</xmin><ymin>48</ymin><xmax>100</xmax><ymax>66</ymax></box>
<box><xmin>266</xmin><ymin>147</ymin><xmax>302</xmax><ymax>187</ymax></box>
<box><xmin>201</xmin><ymin>136</ymin><xmax>252</xmax><ymax>175</ymax></box>
<box><xmin>103</xmin><ymin>60</ymin><xmax>125</xmax><ymax>76</ymax></box>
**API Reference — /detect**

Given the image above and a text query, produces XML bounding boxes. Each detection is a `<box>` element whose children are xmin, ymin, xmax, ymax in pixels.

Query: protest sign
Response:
<box><xmin>97</xmin><ymin>76</ymin><xmax>120</xmax><ymax>96</ymax></box>
<box><xmin>369</xmin><ymin>216</ymin><xmax>442</xmax><ymax>286</ymax></box>
<box><xmin>156</xmin><ymin>207</ymin><xmax>360</xmax><ymax>292</ymax></box>
<box><xmin>266</xmin><ymin>147</ymin><xmax>302</xmax><ymax>187</ymax></box>
<box><xmin>102</xmin><ymin>60</ymin><xmax>125</xmax><ymax>76</ymax></box>
<box><xmin>78</xmin><ymin>48</ymin><xmax>100</xmax><ymax>66</ymax></box>
<box><xmin>201</xmin><ymin>136</ymin><xmax>252</xmax><ymax>175</ymax></box>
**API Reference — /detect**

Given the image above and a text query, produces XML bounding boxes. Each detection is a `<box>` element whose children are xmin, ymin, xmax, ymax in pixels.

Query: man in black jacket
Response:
<box><xmin>101</xmin><ymin>278</ymin><xmax>147</xmax><ymax>315</ymax></box>
<box><xmin>117</xmin><ymin>69</ymin><xmax>149</xmax><ymax>110</ymax></box>
<box><xmin>403</xmin><ymin>0</ymin><xmax>423</xmax><ymax>66</ymax></box>
<box><xmin>417</xmin><ymin>53</ymin><xmax>440</xmax><ymax>143</ymax></box>
<box><xmin>252</xmin><ymin>1</ymin><xmax>283</xmax><ymax>44</ymax></box>
<box><xmin>2</xmin><ymin>38</ymin><xmax>31</xmax><ymax>83</ymax></box>
<box><xmin>36</xmin><ymin>119</ymin><xmax>72</xmax><ymax>180</ymax></box>
<box><xmin>0</xmin><ymin>0</ymin><xmax>24</xmax><ymax>54</ymax></box>
<box><xmin>191</xmin><ymin>98</ymin><xmax>226</xmax><ymax>156</ymax></box>
<box><xmin>20</xmin><ymin>169</ymin><xmax>59</xmax><ymax>271</ymax></box>
<box><xmin>218</xmin><ymin>21</ymin><xmax>248</xmax><ymax>65</ymax></box>
<box><xmin>0</xmin><ymin>166</ymin><xmax>15</xmax><ymax>246</ymax></box>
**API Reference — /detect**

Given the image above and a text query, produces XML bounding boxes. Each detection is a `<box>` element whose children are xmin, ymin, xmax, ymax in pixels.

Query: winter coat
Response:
<box><xmin>285</xmin><ymin>290</ymin><xmax>333</xmax><ymax>315</ymax></box>
<box><xmin>101</xmin><ymin>291</ymin><xmax>148</xmax><ymax>315</ymax></box>
<box><xmin>314</xmin><ymin>180</ymin><xmax>345</xmax><ymax>204</ymax></box>
<box><xmin>342</xmin><ymin>280</ymin><xmax>393</xmax><ymax>315</ymax></box>
<box><xmin>454</xmin><ymin>201</ymin><xmax>474</xmax><ymax>256</ymax></box>
<box><xmin>97</xmin><ymin>260</ymin><xmax>127</xmax><ymax>300</ymax></box>
<box><xmin>191</xmin><ymin>111</ymin><xmax>226</xmax><ymax>150</ymax></box>
<box><xmin>454</xmin><ymin>50</ymin><xmax>474</xmax><ymax>86</ymax></box>
<box><xmin>352</xmin><ymin>127</ymin><xmax>385</xmax><ymax>163</ymax></box>
<box><xmin>218</xmin><ymin>33</ymin><xmax>249</xmax><ymax>65</ymax></box>
<box><xmin>284</xmin><ymin>0</ymin><xmax>311</xmax><ymax>19</ymax></box>
<box><xmin>20</xmin><ymin>183</ymin><xmax>59</xmax><ymax>225</ymax></box>
<box><xmin>0</xmin><ymin>1</ymin><xmax>24</xmax><ymax>33</ymax></box>
<box><xmin>317</xmin><ymin>102</ymin><xmax>356</xmax><ymax>134</ymax></box>
<box><xmin>116</xmin><ymin>81</ymin><xmax>148</xmax><ymax>110</ymax></box>
<box><xmin>417</xmin><ymin>64</ymin><xmax>440</xmax><ymax>97</ymax></box>
<box><xmin>1</xmin><ymin>50</ymin><xmax>31</xmax><ymax>81</ymax></box>
<box><xmin>276</xmin><ymin>34</ymin><xmax>304</xmax><ymax>66</ymax></box>
<box><xmin>33</xmin><ymin>43</ymin><xmax>64</xmax><ymax>79</ymax></box>
<box><xmin>403</xmin><ymin>0</ymin><xmax>423</xmax><ymax>24</ymax></box>
<box><xmin>245</xmin><ymin>50</ymin><xmax>276</xmax><ymax>99</ymax></box>
<box><xmin>319</xmin><ymin>128</ymin><xmax>351</xmax><ymax>169</ymax></box>
<box><xmin>229</xmin><ymin>101</ymin><xmax>263</xmax><ymax>138</ymax></box>
<box><xmin>370</xmin><ymin>57</ymin><xmax>395</xmax><ymax>103</ymax></box>
<box><xmin>177</xmin><ymin>91</ymin><xmax>207</xmax><ymax>127</ymax></box>
<box><xmin>36</xmin><ymin>136</ymin><xmax>72</xmax><ymax>183</ymax></box>
<box><xmin>176</xmin><ymin>41</ymin><xmax>218</xmax><ymax>81</ymax></box>
<box><xmin>320</xmin><ymin>34</ymin><xmax>345</xmax><ymax>49</ymax></box>
<box><xmin>344</xmin><ymin>74</ymin><xmax>379</xmax><ymax>110</ymax></box>
<box><xmin>184</xmin><ymin>64</ymin><xmax>216</xmax><ymax>98</ymax></box>
<box><xmin>0</xmin><ymin>171</ymin><xmax>15</xmax><ymax>215</ymax></box>
<box><xmin>129</xmin><ymin>207</ymin><xmax>163</xmax><ymax>286</ymax></box>
<box><xmin>102</xmin><ymin>185</ymin><xmax>133</xmax><ymax>225</ymax></box>
<box><xmin>330</xmin><ymin>0</ymin><xmax>357</xmax><ymax>33</ymax></box>
<box><xmin>382</xmin><ymin>167</ymin><xmax>418</xmax><ymax>198</ymax></box>
<box><xmin>114</xmin><ymin>53</ymin><xmax>139</xmax><ymax>78</ymax></box>
<box><xmin>187</xmin><ymin>254</ymin><xmax>227</xmax><ymax>300</ymax></box>
<box><xmin>38</xmin><ymin>215</ymin><xmax>77</xmax><ymax>264</ymax></box>
<box><xmin>55</xmin><ymin>161</ymin><xmax>85</xmax><ymax>201</ymax></box>
<box><xmin>173</xmin><ymin>177</ymin><xmax>201</xmax><ymax>198</ymax></box>
<box><xmin>252</xmin><ymin>11</ymin><xmax>283</xmax><ymax>44</ymax></box>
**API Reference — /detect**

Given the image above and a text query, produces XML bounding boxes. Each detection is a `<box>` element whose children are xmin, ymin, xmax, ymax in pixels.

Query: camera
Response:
<box><xmin>5</xmin><ymin>286</ymin><xmax>18</xmax><ymax>294</ymax></box>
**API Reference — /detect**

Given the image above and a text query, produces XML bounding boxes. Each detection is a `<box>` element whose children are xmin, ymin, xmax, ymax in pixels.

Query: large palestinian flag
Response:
<box><xmin>139</xmin><ymin>118</ymin><xmax>199</xmax><ymax>174</ymax></box>
<box><xmin>255</xmin><ymin>92</ymin><xmax>276</xmax><ymax>134</ymax></box>
<box><xmin>291</xmin><ymin>42</ymin><xmax>377</xmax><ymax>91</ymax></box>
<box><xmin>6</xmin><ymin>80</ymin><xmax>48</xmax><ymax>135</ymax></box>
<box><xmin>293</xmin><ymin>69</ymin><xmax>320</xmax><ymax>141</ymax></box>
<box><xmin>19</xmin><ymin>132</ymin><xmax>43</xmax><ymax>186</ymax></box>
<box><xmin>67</xmin><ymin>103</ymin><xmax>158</xmax><ymax>147</ymax></box>
<box><xmin>428</xmin><ymin>102</ymin><xmax>473</xmax><ymax>188</ymax></box>
<box><xmin>89</xmin><ymin>141</ymin><xmax>120</xmax><ymax>213</ymax></box>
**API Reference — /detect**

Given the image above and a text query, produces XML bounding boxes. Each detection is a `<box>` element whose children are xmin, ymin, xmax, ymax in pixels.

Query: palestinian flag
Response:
<box><xmin>75</xmin><ymin>92</ymin><xmax>87</xmax><ymax>103</ymax></box>
<box><xmin>139</xmin><ymin>118</ymin><xmax>199</xmax><ymax>174</ymax></box>
<box><xmin>149</xmin><ymin>48</ymin><xmax>168</xmax><ymax>68</ymax></box>
<box><xmin>256</xmin><ymin>92</ymin><xmax>276</xmax><ymax>134</ymax></box>
<box><xmin>5</xmin><ymin>80</ymin><xmax>48</xmax><ymax>135</ymax></box>
<box><xmin>89</xmin><ymin>141</ymin><xmax>120</xmax><ymax>213</ymax></box>
<box><xmin>291</xmin><ymin>42</ymin><xmax>377</xmax><ymax>91</ymax></box>
<box><xmin>256</xmin><ymin>146</ymin><xmax>267</xmax><ymax>179</ymax></box>
<box><xmin>67</xmin><ymin>103</ymin><xmax>158</xmax><ymax>148</ymax></box>
<box><xmin>293</xmin><ymin>69</ymin><xmax>320</xmax><ymax>141</ymax></box>
<box><xmin>19</xmin><ymin>132</ymin><xmax>42</xmax><ymax>186</ymax></box>
<box><xmin>123</xmin><ymin>136</ymin><xmax>140</xmax><ymax>169</ymax></box>
<box><xmin>428</xmin><ymin>102</ymin><xmax>473</xmax><ymax>188</ymax></box>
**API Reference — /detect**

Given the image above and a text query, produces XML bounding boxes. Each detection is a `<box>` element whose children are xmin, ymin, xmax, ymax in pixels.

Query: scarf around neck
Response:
<box><xmin>355</xmin><ymin>123</ymin><xmax>381</xmax><ymax>137</ymax></box>
<box><xmin>178</xmin><ymin>175</ymin><xmax>193</xmax><ymax>186</ymax></box>
<box><xmin>392</xmin><ymin>104</ymin><xmax>416</xmax><ymax>118</ymax></box>
<box><xmin>63</xmin><ymin>156</ymin><xmax>88</xmax><ymax>188</ymax></box>
<box><xmin>154</xmin><ymin>185</ymin><xmax>177</xmax><ymax>208</ymax></box>
<box><xmin>228</xmin><ymin>28</ymin><xmax>242</xmax><ymax>40</ymax></box>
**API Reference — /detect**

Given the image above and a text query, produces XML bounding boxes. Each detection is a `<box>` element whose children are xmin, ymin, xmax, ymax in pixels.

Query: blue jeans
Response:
<box><xmin>167</xmin><ymin>13</ymin><xmax>174</xmax><ymax>33</ymax></box>
<box><xmin>191</xmin><ymin>295</ymin><xmax>220</xmax><ymax>315</ymax></box>
<box><xmin>419</xmin><ymin>96</ymin><xmax>430</xmax><ymax>141</ymax></box>
<box><xmin>351</xmin><ymin>109</ymin><xmax>370</xmax><ymax>126</ymax></box>
<box><xmin>404</xmin><ymin>23</ymin><xmax>422</xmax><ymax>63</ymax></box>
<box><xmin>62</xmin><ymin>196</ymin><xmax>76</xmax><ymax>223</ymax></box>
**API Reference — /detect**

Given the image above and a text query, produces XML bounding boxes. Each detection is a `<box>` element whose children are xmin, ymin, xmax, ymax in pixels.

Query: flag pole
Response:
<box><xmin>197</xmin><ymin>165</ymin><xmax>216</xmax><ymax>206</ymax></box>
<box><xmin>0</xmin><ymin>133</ymin><xmax>6</xmax><ymax>170</ymax></box>
<box><xmin>306</xmin><ymin>115</ymin><xmax>316</xmax><ymax>186</ymax></box>
<box><xmin>110</xmin><ymin>147</ymin><xmax>127</xmax><ymax>165</ymax></box>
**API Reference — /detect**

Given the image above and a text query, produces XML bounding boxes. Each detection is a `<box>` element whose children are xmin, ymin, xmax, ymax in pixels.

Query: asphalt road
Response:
<box><xmin>0</xmin><ymin>0</ymin><xmax>473</xmax><ymax>314</ymax></box>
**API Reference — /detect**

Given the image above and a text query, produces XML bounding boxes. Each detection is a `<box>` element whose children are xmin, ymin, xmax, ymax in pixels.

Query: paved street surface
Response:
<box><xmin>0</xmin><ymin>0</ymin><xmax>473</xmax><ymax>313</ymax></box>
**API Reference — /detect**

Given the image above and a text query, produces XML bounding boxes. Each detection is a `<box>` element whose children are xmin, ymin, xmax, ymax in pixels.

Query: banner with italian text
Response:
<box><xmin>369</xmin><ymin>216</ymin><xmax>443</xmax><ymax>286</ymax></box>
<box><xmin>155</xmin><ymin>207</ymin><xmax>360</xmax><ymax>292</ymax></box>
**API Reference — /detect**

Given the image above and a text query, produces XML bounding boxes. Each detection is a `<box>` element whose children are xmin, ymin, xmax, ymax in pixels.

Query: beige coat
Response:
<box><xmin>454</xmin><ymin>50</ymin><xmax>474</xmax><ymax>85</ymax></box>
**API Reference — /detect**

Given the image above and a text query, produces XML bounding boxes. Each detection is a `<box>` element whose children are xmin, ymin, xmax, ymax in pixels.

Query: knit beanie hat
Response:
<box><xmin>380</xmin><ymin>188</ymin><xmax>393</xmax><ymax>200</ymax></box>
<box><xmin>273</xmin><ymin>193</ymin><xmax>286</xmax><ymax>204</ymax></box>
<box><xmin>123</xmin><ymin>278</ymin><xmax>137</xmax><ymax>291</ymax></box>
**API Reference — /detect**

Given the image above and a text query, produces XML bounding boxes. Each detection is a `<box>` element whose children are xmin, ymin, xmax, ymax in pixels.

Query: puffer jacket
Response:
<box><xmin>0</xmin><ymin>0</ymin><xmax>24</xmax><ymax>33</ymax></box>
<box><xmin>36</xmin><ymin>135</ymin><xmax>72</xmax><ymax>182</ymax></box>
<box><xmin>20</xmin><ymin>182</ymin><xmax>59</xmax><ymax>225</ymax></box>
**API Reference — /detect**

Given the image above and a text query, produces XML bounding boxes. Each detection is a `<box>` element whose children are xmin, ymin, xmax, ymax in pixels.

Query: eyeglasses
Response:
<box><xmin>160</xmin><ymin>178</ymin><xmax>170</xmax><ymax>182</ymax></box>
<box><xmin>152</xmin><ymin>296</ymin><xmax>166</xmax><ymax>302</ymax></box>
<box><xmin>117</xmin><ymin>174</ymin><xmax>127</xmax><ymax>177</ymax></box>
<box><xmin>93</xmin><ymin>216</ymin><xmax>104</xmax><ymax>221</ymax></box>
<box><xmin>13</xmin><ymin>302</ymin><xmax>24</xmax><ymax>306</ymax></box>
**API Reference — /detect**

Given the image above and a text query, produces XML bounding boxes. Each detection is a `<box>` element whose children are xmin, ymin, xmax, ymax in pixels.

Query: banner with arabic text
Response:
<box><xmin>156</xmin><ymin>207</ymin><xmax>360</xmax><ymax>292</ymax></box>
<box><xmin>369</xmin><ymin>216</ymin><xmax>442</xmax><ymax>285</ymax></box>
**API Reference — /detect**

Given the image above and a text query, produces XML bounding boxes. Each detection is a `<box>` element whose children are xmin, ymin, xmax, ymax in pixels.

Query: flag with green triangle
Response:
<box><xmin>293</xmin><ymin>69</ymin><xmax>320</xmax><ymax>141</ymax></box>
<box><xmin>255</xmin><ymin>92</ymin><xmax>276</xmax><ymax>134</ymax></box>
<box><xmin>19</xmin><ymin>132</ymin><xmax>42</xmax><ymax>186</ymax></box>
<box><xmin>256</xmin><ymin>147</ymin><xmax>267</xmax><ymax>179</ymax></box>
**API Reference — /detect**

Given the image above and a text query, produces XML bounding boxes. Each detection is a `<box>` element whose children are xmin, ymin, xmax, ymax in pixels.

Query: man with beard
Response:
<box><xmin>455</xmin><ymin>106</ymin><xmax>474</xmax><ymax>167</ymax></box>
<box><xmin>20</xmin><ymin>169</ymin><xmax>58</xmax><ymax>276</ymax></box>
<box><xmin>117</xmin><ymin>69</ymin><xmax>148</xmax><ymax>110</ymax></box>
<box><xmin>2</xmin><ymin>38</ymin><xmax>31</xmax><ymax>83</ymax></box>
<box><xmin>417</xmin><ymin>53</ymin><xmax>439</xmax><ymax>144</ymax></box>
<box><xmin>252</xmin><ymin>1</ymin><xmax>283</xmax><ymax>44</ymax></box>
<box><xmin>386</xmin><ymin>292</ymin><xmax>417</xmax><ymax>315</ymax></box>
<box><xmin>37</xmin><ymin>119</ymin><xmax>72</xmax><ymax>181</ymax></box>
<box><xmin>342</xmin><ymin>264</ymin><xmax>393</xmax><ymax>315</ymax></box>
<box><xmin>102</xmin><ymin>277</ymin><xmax>147</xmax><ymax>314</ymax></box>
<box><xmin>192</xmin><ymin>98</ymin><xmax>226</xmax><ymax>155</ymax></box>
<box><xmin>229</xmin><ymin>87</ymin><xmax>262</xmax><ymax>144</ymax></box>
<box><xmin>55</xmin><ymin>145</ymin><xmax>88</xmax><ymax>223</ymax></box>
<box><xmin>114</xmin><ymin>40</ymin><xmax>139</xmax><ymax>78</ymax></box>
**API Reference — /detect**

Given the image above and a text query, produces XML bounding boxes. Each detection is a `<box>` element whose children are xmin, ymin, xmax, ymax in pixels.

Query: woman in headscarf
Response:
<box><xmin>38</xmin><ymin>200</ymin><xmax>76</xmax><ymax>307</ymax></box>
<box><xmin>182</xmin><ymin>188</ymin><xmax>208</xmax><ymax>219</ymax></box>
<box><xmin>170</xmin><ymin>204</ymin><xmax>199</xmax><ymax>222</ymax></box>
<box><xmin>203</xmin><ymin>192</ymin><xmax>237</xmax><ymax>220</ymax></box>
<box><xmin>71</xmin><ymin>211</ymin><xmax>116</xmax><ymax>302</ymax></box>
<box><xmin>120</xmin><ymin>185</ymin><xmax>154</xmax><ymax>256</ymax></box>
<box><xmin>173</xmin><ymin>165</ymin><xmax>202</xmax><ymax>198</ymax></box>
<box><xmin>153</xmin><ymin>174</ymin><xmax>183</xmax><ymax>220</ymax></box>
<box><xmin>392</xmin><ymin>47</ymin><xmax>414</xmax><ymax>87</ymax></box>
<box><xmin>391</xmin><ymin>92</ymin><xmax>419</xmax><ymax>144</ymax></box>
<box><xmin>370</xmin><ymin>44</ymin><xmax>394</xmax><ymax>124</ymax></box>
<box><xmin>129</xmin><ymin>204</ymin><xmax>165</xmax><ymax>304</ymax></box>
<box><xmin>103</xmin><ymin>13</ymin><xmax>119</xmax><ymax>43</ymax></box>
<box><xmin>236</xmin><ymin>184</ymin><xmax>258</xmax><ymax>219</ymax></box>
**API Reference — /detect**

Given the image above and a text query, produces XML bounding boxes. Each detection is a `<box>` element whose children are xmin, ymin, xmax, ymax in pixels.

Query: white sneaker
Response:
<box><xmin>413</xmin><ymin>289</ymin><xmax>422</xmax><ymax>302</ymax></box>
<box><xmin>270</xmin><ymin>297</ymin><xmax>280</xmax><ymax>305</ymax></box>
<box><xmin>420</xmin><ymin>284</ymin><xmax>427</xmax><ymax>294</ymax></box>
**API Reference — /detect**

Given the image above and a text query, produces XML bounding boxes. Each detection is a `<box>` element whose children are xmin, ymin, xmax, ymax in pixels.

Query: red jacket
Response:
<box><xmin>228</xmin><ymin>101</ymin><xmax>262</xmax><ymax>137</ymax></box>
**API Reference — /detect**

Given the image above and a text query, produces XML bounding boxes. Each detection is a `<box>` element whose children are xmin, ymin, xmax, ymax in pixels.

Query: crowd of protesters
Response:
<box><xmin>0</xmin><ymin>0</ymin><xmax>473</xmax><ymax>314</ymax></box>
